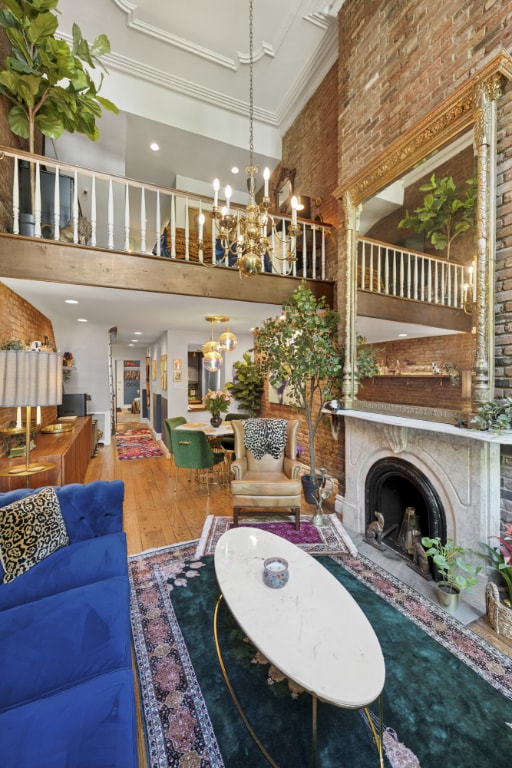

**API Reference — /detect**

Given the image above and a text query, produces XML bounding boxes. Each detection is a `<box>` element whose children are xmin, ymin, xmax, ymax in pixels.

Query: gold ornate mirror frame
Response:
<box><xmin>337</xmin><ymin>52</ymin><xmax>512</xmax><ymax>414</ymax></box>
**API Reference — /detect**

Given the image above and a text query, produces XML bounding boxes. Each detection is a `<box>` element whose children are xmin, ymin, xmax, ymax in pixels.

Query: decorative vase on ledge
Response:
<box><xmin>210</xmin><ymin>413</ymin><xmax>222</xmax><ymax>428</ymax></box>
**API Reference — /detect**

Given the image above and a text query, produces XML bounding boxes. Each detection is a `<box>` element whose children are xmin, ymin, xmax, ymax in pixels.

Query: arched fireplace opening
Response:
<box><xmin>364</xmin><ymin>458</ymin><xmax>446</xmax><ymax>578</ymax></box>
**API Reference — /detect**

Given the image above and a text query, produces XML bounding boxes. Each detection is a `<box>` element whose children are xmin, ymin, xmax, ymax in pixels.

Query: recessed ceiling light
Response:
<box><xmin>65</xmin><ymin>299</ymin><xmax>78</xmax><ymax>304</ymax></box>
<box><xmin>131</xmin><ymin>339</ymin><xmax>138</xmax><ymax>343</ymax></box>
<box><xmin>77</xmin><ymin>318</ymin><xmax>88</xmax><ymax>323</ymax></box>
<box><xmin>150</xmin><ymin>142</ymin><xmax>159</xmax><ymax>152</ymax></box>
<box><xmin>231</xmin><ymin>166</ymin><xmax>239</xmax><ymax>174</ymax></box>
<box><xmin>133</xmin><ymin>331</ymin><xmax>142</xmax><ymax>335</ymax></box>
<box><xmin>398</xmin><ymin>333</ymin><xmax>408</xmax><ymax>337</ymax></box>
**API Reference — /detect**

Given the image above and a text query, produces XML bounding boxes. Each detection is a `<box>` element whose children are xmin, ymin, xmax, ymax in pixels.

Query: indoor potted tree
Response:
<box><xmin>255</xmin><ymin>282</ymin><xmax>377</xmax><ymax>502</ymax></box>
<box><xmin>421</xmin><ymin>535</ymin><xmax>481</xmax><ymax>613</ymax></box>
<box><xmin>0</xmin><ymin>0</ymin><xmax>118</xmax><ymax>231</ymax></box>
<box><xmin>398</xmin><ymin>173</ymin><xmax>475</xmax><ymax>260</ymax></box>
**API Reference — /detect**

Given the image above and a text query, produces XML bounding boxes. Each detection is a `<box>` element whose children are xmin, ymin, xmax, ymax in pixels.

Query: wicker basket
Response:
<box><xmin>486</xmin><ymin>582</ymin><xmax>512</xmax><ymax>638</ymax></box>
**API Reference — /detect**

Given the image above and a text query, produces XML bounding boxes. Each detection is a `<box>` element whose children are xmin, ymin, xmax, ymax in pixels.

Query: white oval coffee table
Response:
<box><xmin>214</xmin><ymin>527</ymin><xmax>386</xmax><ymax>767</ymax></box>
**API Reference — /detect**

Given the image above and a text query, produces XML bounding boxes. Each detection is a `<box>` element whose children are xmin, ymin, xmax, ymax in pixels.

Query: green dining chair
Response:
<box><xmin>171</xmin><ymin>428</ymin><xmax>225</xmax><ymax>494</ymax></box>
<box><xmin>220</xmin><ymin>413</ymin><xmax>250</xmax><ymax>454</ymax></box>
<box><xmin>164</xmin><ymin>417</ymin><xmax>187</xmax><ymax>467</ymax></box>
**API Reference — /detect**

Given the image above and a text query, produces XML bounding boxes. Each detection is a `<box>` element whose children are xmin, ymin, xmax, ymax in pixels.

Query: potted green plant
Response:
<box><xmin>0</xmin><ymin>0</ymin><xmax>118</xmax><ymax>228</ymax></box>
<box><xmin>398</xmin><ymin>173</ymin><xmax>476</xmax><ymax>260</ymax></box>
<box><xmin>254</xmin><ymin>282</ymin><xmax>377</xmax><ymax>502</ymax></box>
<box><xmin>225</xmin><ymin>351</ymin><xmax>264</xmax><ymax>417</ymax></box>
<box><xmin>470</xmin><ymin>398</ymin><xmax>512</xmax><ymax>432</ymax></box>
<box><xmin>421</xmin><ymin>536</ymin><xmax>481</xmax><ymax>613</ymax></box>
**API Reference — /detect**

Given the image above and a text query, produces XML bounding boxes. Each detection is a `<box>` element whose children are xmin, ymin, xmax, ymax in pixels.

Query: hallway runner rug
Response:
<box><xmin>195</xmin><ymin>513</ymin><xmax>358</xmax><ymax>558</ymax></box>
<box><xmin>115</xmin><ymin>427</ymin><xmax>164</xmax><ymax>460</ymax></box>
<box><xmin>129</xmin><ymin>542</ymin><xmax>512</xmax><ymax>768</ymax></box>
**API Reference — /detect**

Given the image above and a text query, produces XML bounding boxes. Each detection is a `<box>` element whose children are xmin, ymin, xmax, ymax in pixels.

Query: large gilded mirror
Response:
<box><xmin>338</xmin><ymin>52</ymin><xmax>512</xmax><ymax>419</ymax></box>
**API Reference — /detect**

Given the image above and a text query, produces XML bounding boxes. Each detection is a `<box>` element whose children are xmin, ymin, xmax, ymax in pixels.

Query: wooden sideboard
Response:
<box><xmin>0</xmin><ymin>416</ymin><xmax>93</xmax><ymax>491</ymax></box>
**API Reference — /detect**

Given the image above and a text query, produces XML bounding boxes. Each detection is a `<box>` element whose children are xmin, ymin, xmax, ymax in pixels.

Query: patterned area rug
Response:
<box><xmin>194</xmin><ymin>513</ymin><xmax>358</xmax><ymax>558</ymax></box>
<box><xmin>115</xmin><ymin>427</ymin><xmax>164</xmax><ymax>460</ymax></box>
<box><xmin>129</xmin><ymin>543</ymin><xmax>512</xmax><ymax>768</ymax></box>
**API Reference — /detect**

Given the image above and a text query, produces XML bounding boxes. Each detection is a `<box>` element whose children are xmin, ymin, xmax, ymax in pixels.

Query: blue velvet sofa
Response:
<box><xmin>0</xmin><ymin>480</ymin><xmax>138</xmax><ymax>768</ymax></box>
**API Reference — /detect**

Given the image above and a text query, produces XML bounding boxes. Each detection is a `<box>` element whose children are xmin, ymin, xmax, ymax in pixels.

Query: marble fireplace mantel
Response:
<box><xmin>335</xmin><ymin>410</ymin><xmax>508</xmax><ymax>552</ymax></box>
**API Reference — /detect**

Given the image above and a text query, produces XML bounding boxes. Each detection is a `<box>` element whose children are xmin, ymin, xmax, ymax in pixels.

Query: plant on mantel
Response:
<box><xmin>470</xmin><ymin>398</ymin><xmax>512</xmax><ymax>432</ymax></box>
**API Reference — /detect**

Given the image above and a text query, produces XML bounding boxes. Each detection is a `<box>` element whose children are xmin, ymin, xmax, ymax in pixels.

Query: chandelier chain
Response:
<box><xmin>249</xmin><ymin>0</ymin><xmax>254</xmax><ymax>168</ymax></box>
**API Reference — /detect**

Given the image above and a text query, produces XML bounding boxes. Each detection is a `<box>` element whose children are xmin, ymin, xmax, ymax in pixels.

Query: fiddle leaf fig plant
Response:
<box><xmin>225</xmin><ymin>351</ymin><xmax>264</xmax><ymax>417</ymax></box>
<box><xmin>0</xmin><ymin>0</ymin><xmax>119</xmax><ymax>156</ymax></box>
<box><xmin>398</xmin><ymin>173</ymin><xmax>476</xmax><ymax>260</ymax></box>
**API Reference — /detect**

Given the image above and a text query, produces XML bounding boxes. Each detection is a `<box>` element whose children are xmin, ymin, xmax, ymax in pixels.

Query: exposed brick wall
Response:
<box><xmin>270</xmin><ymin>64</ymin><xmax>340</xmax><ymax>283</ymax></box>
<box><xmin>260</xmin><ymin>380</ymin><xmax>341</xmax><ymax>483</ymax></box>
<box><xmin>0</xmin><ymin>283</ymin><xmax>58</xmax><ymax>451</ymax></box>
<box><xmin>278</xmin><ymin>0</ymin><xmax>512</xmax><ymax>513</ymax></box>
<box><xmin>495</xmin><ymin>83</ymin><xmax>512</xmax><ymax>523</ymax></box>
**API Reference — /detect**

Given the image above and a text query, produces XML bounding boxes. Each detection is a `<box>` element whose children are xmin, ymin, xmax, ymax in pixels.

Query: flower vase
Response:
<box><xmin>210</xmin><ymin>413</ymin><xmax>222</xmax><ymax>428</ymax></box>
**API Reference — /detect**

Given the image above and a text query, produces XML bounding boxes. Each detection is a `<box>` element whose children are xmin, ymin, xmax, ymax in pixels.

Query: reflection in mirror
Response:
<box><xmin>355</xmin><ymin>133</ymin><xmax>476</xmax><ymax>415</ymax></box>
<box><xmin>273</xmin><ymin>167</ymin><xmax>296</xmax><ymax>213</ymax></box>
<box><xmin>339</xmin><ymin>53</ymin><xmax>512</xmax><ymax>419</ymax></box>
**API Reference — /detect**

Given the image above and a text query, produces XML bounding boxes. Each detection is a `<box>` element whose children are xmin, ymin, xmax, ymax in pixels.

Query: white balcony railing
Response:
<box><xmin>1</xmin><ymin>147</ymin><xmax>331</xmax><ymax>281</ymax></box>
<box><xmin>358</xmin><ymin>236</ymin><xmax>472</xmax><ymax>309</ymax></box>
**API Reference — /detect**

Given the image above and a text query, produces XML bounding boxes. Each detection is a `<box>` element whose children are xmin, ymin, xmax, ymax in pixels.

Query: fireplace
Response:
<box><xmin>336</xmin><ymin>410</ymin><xmax>504</xmax><ymax>557</ymax></box>
<box><xmin>364</xmin><ymin>456</ymin><xmax>446</xmax><ymax>576</ymax></box>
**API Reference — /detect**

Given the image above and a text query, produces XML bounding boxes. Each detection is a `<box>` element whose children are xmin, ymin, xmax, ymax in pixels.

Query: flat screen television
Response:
<box><xmin>58</xmin><ymin>393</ymin><xmax>88</xmax><ymax>417</ymax></box>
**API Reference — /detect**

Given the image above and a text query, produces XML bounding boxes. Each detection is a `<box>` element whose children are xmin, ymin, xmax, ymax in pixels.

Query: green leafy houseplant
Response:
<box><xmin>421</xmin><ymin>536</ymin><xmax>481</xmax><ymax>593</ymax></box>
<box><xmin>470</xmin><ymin>399</ymin><xmax>512</xmax><ymax>432</ymax></box>
<box><xmin>254</xmin><ymin>282</ymin><xmax>377</xmax><ymax>481</ymax></box>
<box><xmin>225</xmin><ymin>351</ymin><xmax>264</xmax><ymax>417</ymax></box>
<box><xmin>398</xmin><ymin>173</ymin><xmax>476</xmax><ymax>260</ymax></box>
<box><xmin>0</xmin><ymin>0</ymin><xmax>118</xmax><ymax>175</ymax></box>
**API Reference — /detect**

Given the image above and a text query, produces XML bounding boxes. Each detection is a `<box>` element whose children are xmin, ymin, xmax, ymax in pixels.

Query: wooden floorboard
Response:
<box><xmin>86</xmin><ymin>412</ymin><xmax>512</xmax><ymax>766</ymax></box>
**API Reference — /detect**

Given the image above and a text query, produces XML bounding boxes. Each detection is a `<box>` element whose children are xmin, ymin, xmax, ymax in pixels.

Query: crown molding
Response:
<box><xmin>111</xmin><ymin>0</ymin><xmax>274</xmax><ymax>70</ymax></box>
<box><xmin>57</xmin><ymin>32</ymin><xmax>278</xmax><ymax>126</ymax></box>
<box><xmin>278</xmin><ymin>18</ymin><xmax>338</xmax><ymax>135</ymax></box>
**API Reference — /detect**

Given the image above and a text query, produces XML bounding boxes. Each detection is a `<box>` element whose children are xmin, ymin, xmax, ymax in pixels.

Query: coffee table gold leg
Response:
<box><xmin>363</xmin><ymin>695</ymin><xmax>385</xmax><ymax>768</ymax></box>
<box><xmin>312</xmin><ymin>694</ymin><xmax>318</xmax><ymax>768</ymax></box>
<box><xmin>214</xmin><ymin>594</ymin><xmax>281</xmax><ymax>768</ymax></box>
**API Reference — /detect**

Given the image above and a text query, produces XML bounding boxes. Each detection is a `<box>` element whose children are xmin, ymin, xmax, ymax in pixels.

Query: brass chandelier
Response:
<box><xmin>203</xmin><ymin>315</ymin><xmax>238</xmax><ymax>371</ymax></box>
<box><xmin>211</xmin><ymin>0</ymin><xmax>301</xmax><ymax>278</ymax></box>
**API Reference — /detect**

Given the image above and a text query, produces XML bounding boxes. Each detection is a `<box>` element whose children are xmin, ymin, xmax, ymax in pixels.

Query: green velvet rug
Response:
<box><xmin>129</xmin><ymin>543</ymin><xmax>512</xmax><ymax>767</ymax></box>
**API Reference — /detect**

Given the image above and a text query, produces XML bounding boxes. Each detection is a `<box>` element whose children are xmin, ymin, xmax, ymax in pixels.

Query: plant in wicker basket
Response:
<box><xmin>477</xmin><ymin>526</ymin><xmax>512</xmax><ymax>637</ymax></box>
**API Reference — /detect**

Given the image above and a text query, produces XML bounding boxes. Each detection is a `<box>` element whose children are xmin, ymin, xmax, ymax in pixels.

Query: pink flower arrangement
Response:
<box><xmin>203</xmin><ymin>388</ymin><xmax>232</xmax><ymax>415</ymax></box>
<box><xmin>479</xmin><ymin>523</ymin><xmax>512</xmax><ymax>605</ymax></box>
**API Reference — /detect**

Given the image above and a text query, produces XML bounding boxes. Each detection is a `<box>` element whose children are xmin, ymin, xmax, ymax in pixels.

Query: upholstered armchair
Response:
<box><xmin>231</xmin><ymin>418</ymin><xmax>302</xmax><ymax>530</ymax></box>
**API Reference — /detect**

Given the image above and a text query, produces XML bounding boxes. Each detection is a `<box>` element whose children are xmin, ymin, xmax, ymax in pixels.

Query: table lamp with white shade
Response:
<box><xmin>0</xmin><ymin>349</ymin><xmax>62</xmax><ymax>476</ymax></box>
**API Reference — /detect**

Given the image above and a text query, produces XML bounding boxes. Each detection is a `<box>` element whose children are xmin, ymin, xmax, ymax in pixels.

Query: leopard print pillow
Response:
<box><xmin>0</xmin><ymin>487</ymin><xmax>69</xmax><ymax>583</ymax></box>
